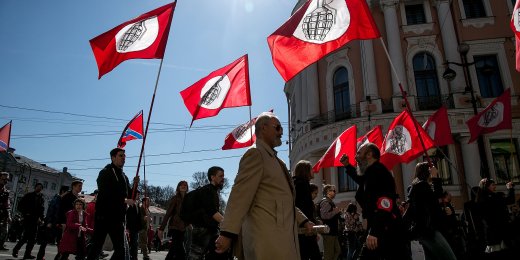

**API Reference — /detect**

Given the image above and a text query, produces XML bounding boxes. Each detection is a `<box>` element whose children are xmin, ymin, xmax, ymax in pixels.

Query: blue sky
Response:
<box><xmin>0</xmin><ymin>0</ymin><xmax>298</xmax><ymax>194</ymax></box>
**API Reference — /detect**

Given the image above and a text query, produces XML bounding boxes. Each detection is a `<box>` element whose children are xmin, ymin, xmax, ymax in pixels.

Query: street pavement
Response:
<box><xmin>0</xmin><ymin>240</ymin><xmax>425</xmax><ymax>260</ymax></box>
<box><xmin>0</xmin><ymin>241</ymin><xmax>168</xmax><ymax>260</ymax></box>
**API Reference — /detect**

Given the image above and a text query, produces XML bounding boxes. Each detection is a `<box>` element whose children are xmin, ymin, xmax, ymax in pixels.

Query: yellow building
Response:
<box><xmin>286</xmin><ymin>0</ymin><xmax>520</xmax><ymax>210</ymax></box>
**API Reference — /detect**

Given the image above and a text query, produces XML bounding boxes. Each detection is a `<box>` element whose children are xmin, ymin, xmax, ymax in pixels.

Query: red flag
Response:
<box><xmin>222</xmin><ymin>109</ymin><xmax>273</xmax><ymax>150</ymax></box>
<box><xmin>90</xmin><ymin>2</ymin><xmax>175</xmax><ymax>79</ymax></box>
<box><xmin>117</xmin><ymin>111</ymin><xmax>144</xmax><ymax>148</ymax></box>
<box><xmin>267</xmin><ymin>0</ymin><xmax>380</xmax><ymax>82</ymax></box>
<box><xmin>380</xmin><ymin>111</ymin><xmax>435</xmax><ymax>170</ymax></box>
<box><xmin>422</xmin><ymin>106</ymin><xmax>454</xmax><ymax>147</ymax></box>
<box><xmin>357</xmin><ymin>125</ymin><xmax>383</xmax><ymax>150</ymax></box>
<box><xmin>511</xmin><ymin>0</ymin><xmax>520</xmax><ymax>71</ymax></box>
<box><xmin>180</xmin><ymin>55</ymin><xmax>251</xmax><ymax>126</ymax></box>
<box><xmin>312</xmin><ymin>125</ymin><xmax>357</xmax><ymax>173</ymax></box>
<box><xmin>466</xmin><ymin>88</ymin><xmax>512</xmax><ymax>143</ymax></box>
<box><xmin>222</xmin><ymin>117</ymin><xmax>256</xmax><ymax>150</ymax></box>
<box><xmin>0</xmin><ymin>121</ymin><xmax>12</xmax><ymax>152</ymax></box>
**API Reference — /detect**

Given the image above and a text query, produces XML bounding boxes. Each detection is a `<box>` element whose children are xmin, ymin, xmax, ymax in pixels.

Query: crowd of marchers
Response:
<box><xmin>1</xmin><ymin>111</ymin><xmax>519</xmax><ymax>260</ymax></box>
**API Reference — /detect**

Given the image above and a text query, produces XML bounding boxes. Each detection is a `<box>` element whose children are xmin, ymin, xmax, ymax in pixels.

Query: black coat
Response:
<box><xmin>293</xmin><ymin>176</ymin><xmax>316</xmax><ymax>222</ymax></box>
<box><xmin>477</xmin><ymin>188</ymin><xmax>515</xmax><ymax>245</ymax></box>
<box><xmin>407</xmin><ymin>178</ymin><xmax>444</xmax><ymax>237</ymax></box>
<box><xmin>346</xmin><ymin>162</ymin><xmax>401</xmax><ymax>238</ymax></box>
<box><xmin>95</xmin><ymin>163</ymin><xmax>131</xmax><ymax>222</ymax></box>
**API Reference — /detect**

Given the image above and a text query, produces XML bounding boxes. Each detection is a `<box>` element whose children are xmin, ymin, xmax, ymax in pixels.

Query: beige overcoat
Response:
<box><xmin>220</xmin><ymin>139</ymin><xmax>308</xmax><ymax>259</ymax></box>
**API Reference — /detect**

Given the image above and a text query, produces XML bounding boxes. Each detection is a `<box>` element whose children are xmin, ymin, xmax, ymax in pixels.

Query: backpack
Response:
<box><xmin>179</xmin><ymin>186</ymin><xmax>206</xmax><ymax>225</ymax></box>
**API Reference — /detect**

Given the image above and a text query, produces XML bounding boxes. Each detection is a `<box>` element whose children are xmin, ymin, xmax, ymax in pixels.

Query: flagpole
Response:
<box><xmin>132</xmin><ymin>58</ymin><xmax>164</xmax><ymax>199</ymax></box>
<box><xmin>378</xmin><ymin>38</ymin><xmax>433</xmax><ymax>165</ymax></box>
<box><xmin>249</xmin><ymin>106</ymin><xmax>253</xmax><ymax>143</ymax></box>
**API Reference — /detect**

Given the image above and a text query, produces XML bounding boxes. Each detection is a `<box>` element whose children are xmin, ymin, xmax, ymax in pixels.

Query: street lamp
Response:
<box><xmin>442</xmin><ymin>42</ymin><xmax>490</xmax><ymax>179</ymax></box>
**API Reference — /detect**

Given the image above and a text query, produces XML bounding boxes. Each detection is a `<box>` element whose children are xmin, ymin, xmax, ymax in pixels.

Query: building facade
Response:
<box><xmin>286</xmin><ymin>0</ymin><xmax>520</xmax><ymax>209</ymax></box>
<box><xmin>0</xmin><ymin>149</ymin><xmax>82</xmax><ymax>214</ymax></box>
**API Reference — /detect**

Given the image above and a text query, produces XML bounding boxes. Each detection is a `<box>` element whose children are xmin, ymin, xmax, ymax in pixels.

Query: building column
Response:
<box><xmin>380</xmin><ymin>0</ymin><xmax>407</xmax><ymax>96</ymax></box>
<box><xmin>401</xmin><ymin>161</ymin><xmax>416</xmax><ymax>195</ymax></box>
<box><xmin>435</xmin><ymin>0</ymin><xmax>465</xmax><ymax>92</ymax></box>
<box><xmin>460</xmin><ymin>137</ymin><xmax>482</xmax><ymax>187</ymax></box>
<box><xmin>306</xmin><ymin>63</ymin><xmax>320</xmax><ymax>120</ymax></box>
<box><xmin>361</xmin><ymin>40</ymin><xmax>378</xmax><ymax>98</ymax></box>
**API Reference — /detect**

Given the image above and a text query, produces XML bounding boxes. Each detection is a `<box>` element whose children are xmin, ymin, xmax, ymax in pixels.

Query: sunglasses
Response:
<box><xmin>271</xmin><ymin>124</ymin><xmax>283</xmax><ymax>131</ymax></box>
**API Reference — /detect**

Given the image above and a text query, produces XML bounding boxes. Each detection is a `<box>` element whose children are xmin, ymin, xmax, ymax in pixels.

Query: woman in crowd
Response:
<box><xmin>293</xmin><ymin>160</ymin><xmax>321</xmax><ymax>260</ymax></box>
<box><xmin>475</xmin><ymin>178</ymin><xmax>515</xmax><ymax>259</ymax></box>
<box><xmin>344</xmin><ymin>203</ymin><xmax>363</xmax><ymax>260</ymax></box>
<box><xmin>58</xmin><ymin>199</ymin><xmax>93</xmax><ymax>260</ymax></box>
<box><xmin>160</xmin><ymin>180</ymin><xmax>189</xmax><ymax>260</ymax></box>
<box><xmin>407</xmin><ymin>162</ymin><xmax>456</xmax><ymax>260</ymax></box>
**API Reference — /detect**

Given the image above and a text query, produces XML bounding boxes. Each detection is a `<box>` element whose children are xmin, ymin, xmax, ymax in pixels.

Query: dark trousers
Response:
<box><xmin>187</xmin><ymin>226</ymin><xmax>228</xmax><ymax>260</ymax></box>
<box><xmin>128</xmin><ymin>229</ymin><xmax>138</xmax><ymax>260</ymax></box>
<box><xmin>357</xmin><ymin>231</ymin><xmax>411</xmax><ymax>260</ymax></box>
<box><xmin>298</xmin><ymin>234</ymin><xmax>321</xmax><ymax>260</ymax></box>
<box><xmin>166</xmin><ymin>229</ymin><xmax>186</xmax><ymax>260</ymax></box>
<box><xmin>37</xmin><ymin>225</ymin><xmax>58</xmax><ymax>260</ymax></box>
<box><xmin>13</xmin><ymin>217</ymin><xmax>38</xmax><ymax>257</ymax></box>
<box><xmin>86</xmin><ymin>217</ymin><xmax>126</xmax><ymax>260</ymax></box>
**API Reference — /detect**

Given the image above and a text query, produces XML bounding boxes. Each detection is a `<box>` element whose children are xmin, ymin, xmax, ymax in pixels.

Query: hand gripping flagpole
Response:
<box><xmin>378</xmin><ymin>38</ymin><xmax>433</xmax><ymax>166</ymax></box>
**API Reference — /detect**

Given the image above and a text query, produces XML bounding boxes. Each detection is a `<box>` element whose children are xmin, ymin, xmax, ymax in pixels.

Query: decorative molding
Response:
<box><xmin>461</xmin><ymin>17</ymin><xmax>495</xmax><ymax>28</ymax></box>
<box><xmin>402</xmin><ymin>23</ymin><xmax>434</xmax><ymax>34</ymax></box>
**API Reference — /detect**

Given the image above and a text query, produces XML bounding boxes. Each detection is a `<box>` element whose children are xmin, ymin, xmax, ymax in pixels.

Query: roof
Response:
<box><xmin>149</xmin><ymin>205</ymin><xmax>166</xmax><ymax>214</ymax></box>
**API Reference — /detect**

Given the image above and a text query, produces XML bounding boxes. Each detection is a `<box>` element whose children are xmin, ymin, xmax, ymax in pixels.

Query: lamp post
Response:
<box><xmin>442</xmin><ymin>42</ymin><xmax>490</xmax><ymax>179</ymax></box>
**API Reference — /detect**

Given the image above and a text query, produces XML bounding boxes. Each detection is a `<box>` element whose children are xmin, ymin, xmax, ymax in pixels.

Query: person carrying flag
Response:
<box><xmin>86</xmin><ymin>148</ymin><xmax>139</xmax><ymax>260</ymax></box>
<box><xmin>339</xmin><ymin>143</ymin><xmax>410</xmax><ymax>260</ymax></box>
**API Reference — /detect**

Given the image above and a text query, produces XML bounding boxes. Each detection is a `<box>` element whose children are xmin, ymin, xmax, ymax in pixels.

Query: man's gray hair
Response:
<box><xmin>0</xmin><ymin>172</ymin><xmax>8</xmax><ymax>177</ymax></box>
<box><xmin>254</xmin><ymin>112</ymin><xmax>278</xmax><ymax>135</ymax></box>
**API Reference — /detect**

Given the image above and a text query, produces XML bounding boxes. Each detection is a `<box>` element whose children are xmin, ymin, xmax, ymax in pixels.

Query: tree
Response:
<box><xmin>137</xmin><ymin>180</ymin><xmax>175</xmax><ymax>209</ymax></box>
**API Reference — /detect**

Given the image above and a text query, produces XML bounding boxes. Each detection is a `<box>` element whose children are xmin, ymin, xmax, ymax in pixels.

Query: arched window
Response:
<box><xmin>333</xmin><ymin>67</ymin><xmax>350</xmax><ymax>121</ymax></box>
<box><xmin>413</xmin><ymin>52</ymin><xmax>441</xmax><ymax>110</ymax></box>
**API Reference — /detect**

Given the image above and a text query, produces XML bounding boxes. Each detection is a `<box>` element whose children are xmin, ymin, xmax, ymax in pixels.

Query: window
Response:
<box><xmin>405</xmin><ymin>4</ymin><xmax>426</xmax><ymax>25</ymax></box>
<box><xmin>51</xmin><ymin>183</ymin><xmax>57</xmax><ymax>190</ymax></box>
<box><xmin>413</xmin><ymin>52</ymin><xmax>441</xmax><ymax>110</ymax></box>
<box><xmin>490</xmin><ymin>139</ymin><xmax>520</xmax><ymax>184</ymax></box>
<box><xmin>427</xmin><ymin>147</ymin><xmax>453</xmax><ymax>185</ymax></box>
<box><xmin>32</xmin><ymin>179</ymin><xmax>38</xmax><ymax>187</ymax></box>
<box><xmin>474</xmin><ymin>55</ymin><xmax>504</xmax><ymax>98</ymax></box>
<box><xmin>153</xmin><ymin>216</ymin><xmax>156</xmax><ymax>224</ymax></box>
<box><xmin>43</xmin><ymin>181</ymin><xmax>48</xmax><ymax>189</ymax></box>
<box><xmin>333</xmin><ymin>67</ymin><xmax>351</xmax><ymax>121</ymax></box>
<box><xmin>462</xmin><ymin>0</ymin><xmax>487</xmax><ymax>18</ymax></box>
<box><xmin>337</xmin><ymin>167</ymin><xmax>358</xmax><ymax>192</ymax></box>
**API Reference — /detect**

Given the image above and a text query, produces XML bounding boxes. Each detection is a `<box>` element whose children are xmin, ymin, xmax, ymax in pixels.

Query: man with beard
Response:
<box><xmin>215</xmin><ymin>112</ymin><xmax>313</xmax><ymax>259</ymax></box>
<box><xmin>339</xmin><ymin>143</ymin><xmax>410</xmax><ymax>260</ymax></box>
<box><xmin>186</xmin><ymin>166</ymin><xmax>226</xmax><ymax>260</ymax></box>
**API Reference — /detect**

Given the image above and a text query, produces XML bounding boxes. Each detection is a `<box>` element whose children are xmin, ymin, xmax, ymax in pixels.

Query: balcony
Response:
<box><xmin>416</xmin><ymin>94</ymin><xmax>454</xmax><ymax>110</ymax></box>
<box><xmin>307</xmin><ymin>104</ymin><xmax>360</xmax><ymax>130</ymax></box>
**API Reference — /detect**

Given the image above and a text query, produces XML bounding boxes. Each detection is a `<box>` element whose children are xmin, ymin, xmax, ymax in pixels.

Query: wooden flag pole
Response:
<box><xmin>132</xmin><ymin>59</ymin><xmax>164</xmax><ymax>199</ymax></box>
<box><xmin>378</xmin><ymin>38</ymin><xmax>433</xmax><ymax>166</ymax></box>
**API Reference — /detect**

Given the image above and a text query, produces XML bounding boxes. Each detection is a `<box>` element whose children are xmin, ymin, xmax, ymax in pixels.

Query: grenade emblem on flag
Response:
<box><xmin>302</xmin><ymin>0</ymin><xmax>337</xmax><ymax>41</ymax></box>
<box><xmin>388</xmin><ymin>126</ymin><xmax>407</xmax><ymax>155</ymax></box>
<box><xmin>233</xmin><ymin>120</ymin><xmax>254</xmax><ymax>140</ymax></box>
<box><xmin>201</xmin><ymin>77</ymin><xmax>223</xmax><ymax>106</ymax></box>
<box><xmin>482</xmin><ymin>105</ymin><xmax>499</xmax><ymax>127</ymax></box>
<box><xmin>118</xmin><ymin>20</ymin><xmax>148</xmax><ymax>52</ymax></box>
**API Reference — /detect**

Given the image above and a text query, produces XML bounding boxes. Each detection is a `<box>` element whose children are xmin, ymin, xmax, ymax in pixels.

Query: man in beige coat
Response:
<box><xmin>215</xmin><ymin>112</ymin><xmax>313</xmax><ymax>259</ymax></box>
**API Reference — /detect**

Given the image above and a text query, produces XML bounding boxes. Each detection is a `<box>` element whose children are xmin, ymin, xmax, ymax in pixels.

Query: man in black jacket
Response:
<box><xmin>87</xmin><ymin>148</ymin><xmax>138</xmax><ymax>260</ymax></box>
<box><xmin>340</xmin><ymin>143</ymin><xmax>410</xmax><ymax>260</ymax></box>
<box><xmin>12</xmin><ymin>183</ymin><xmax>45</xmax><ymax>259</ymax></box>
